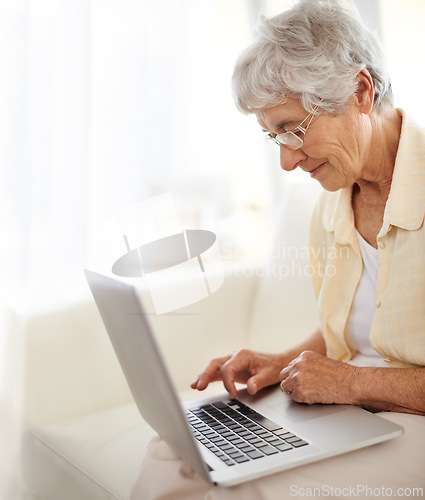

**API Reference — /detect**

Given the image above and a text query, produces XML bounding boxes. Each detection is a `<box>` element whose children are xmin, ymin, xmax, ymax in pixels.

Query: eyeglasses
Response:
<box><xmin>264</xmin><ymin>105</ymin><xmax>320</xmax><ymax>150</ymax></box>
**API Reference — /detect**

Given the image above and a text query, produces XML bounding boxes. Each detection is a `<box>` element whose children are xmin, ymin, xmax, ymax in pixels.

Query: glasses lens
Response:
<box><xmin>276</xmin><ymin>132</ymin><xmax>303</xmax><ymax>150</ymax></box>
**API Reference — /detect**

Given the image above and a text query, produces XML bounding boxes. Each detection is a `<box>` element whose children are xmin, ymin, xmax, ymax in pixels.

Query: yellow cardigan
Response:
<box><xmin>310</xmin><ymin>110</ymin><xmax>425</xmax><ymax>368</ymax></box>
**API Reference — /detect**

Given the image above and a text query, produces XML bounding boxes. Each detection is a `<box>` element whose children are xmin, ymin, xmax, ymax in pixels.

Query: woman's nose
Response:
<box><xmin>280</xmin><ymin>145</ymin><xmax>305</xmax><ymax>172</ymax></box>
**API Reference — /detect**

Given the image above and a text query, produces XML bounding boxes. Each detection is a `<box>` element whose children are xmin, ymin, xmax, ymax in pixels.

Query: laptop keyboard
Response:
<box><xmin>186</xmin><ymin>399</ymin><xmax>308</xmax><ymax>467</ymax></box>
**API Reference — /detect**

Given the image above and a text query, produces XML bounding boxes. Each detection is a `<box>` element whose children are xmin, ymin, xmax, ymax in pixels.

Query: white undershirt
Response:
<box><xmin>346</xmin><ymin>231</ymin><xmax>388</xmax><ymax>367</ymax></box>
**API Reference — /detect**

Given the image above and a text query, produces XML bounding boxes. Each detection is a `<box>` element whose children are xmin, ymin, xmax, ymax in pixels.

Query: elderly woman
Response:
<box><xmin>132</xmin><ymin>0</ymin><xmax>425</xmax><ymax>498</ymax></box>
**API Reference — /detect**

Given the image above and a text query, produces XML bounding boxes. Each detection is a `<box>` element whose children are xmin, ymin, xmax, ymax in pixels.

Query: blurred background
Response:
<box><xmin>0</xmin><ymin>0</ymin><xmax>424</xmax><ymax>497</ymax></box>
<box><xmin>1</xmin><ymin>0</ymin><xmax>424</xmax><ymax>298</ymax></box>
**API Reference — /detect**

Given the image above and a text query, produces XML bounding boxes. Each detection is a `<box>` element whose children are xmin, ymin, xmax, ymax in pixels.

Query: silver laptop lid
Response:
<box><xmin>84</xmin><ymin>269</ymin><xmax>212</xmax><ymax>483</ymax></box>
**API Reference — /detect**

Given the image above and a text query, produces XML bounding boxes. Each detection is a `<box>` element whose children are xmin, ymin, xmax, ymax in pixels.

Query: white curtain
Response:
<box><xmin>0</xmin><ymin>0</ymin><xmax>279</xmax><ymax>302</ymax></box>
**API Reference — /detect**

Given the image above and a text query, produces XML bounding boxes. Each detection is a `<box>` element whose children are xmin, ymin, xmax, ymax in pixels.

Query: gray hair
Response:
<box><xmin>232</xmin><ymin>0</ymin><xmax>393</xmax><ymax>115</ymax></box>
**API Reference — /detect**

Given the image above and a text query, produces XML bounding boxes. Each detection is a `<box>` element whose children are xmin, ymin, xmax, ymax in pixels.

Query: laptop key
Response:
<box><xmin>212</xmin><ymin>401</ymin><xmax>228</xmax><ymax>409</ymax></box>
<box><xmin>263</xmin><ymin>434</ymin><xmax>278</xmax><ymax>442</ymax></box>
<box><xmin>291</xmin><ymin>440</ymin><xmax>309</xmax><ymax>448</ymax></box>
<box><xmin>247</xmin><ymin>414</ymin><xmax>282</xmax><ymax>431</ymax></box>
<box><xmin>245</xmin><ymin>437</ymin><xmax>263</xmax><ymax>445</ymax></box>
<box><xmin>239</xmin><ymin>445</ymin><xmax>256</xmax><ymax>453</ymax></box>
<box><xmin>238</xmin><ymin>430</ymin><xmax>252</xmax><ymax>438</ymax></box>
<box><xmin>285</xmin><ymin>436</ymin><xmax>302</xmax><ymax>443</ymax></box>
<box><xmin>211</xmin><ymin>438</ymin><xmax>228</xmax><ymax>446</ymax></box>
<box><xmin>261</xmin><ymin>445</ymin><xmax>279</xmax><ymax>456</ymax></box>
<box><xmin>246</xmin><ymin>449</ymin><xmax>264</xmax><ymax>459</ymax></box>
<box><xmin>269</xmin><ymin>439</ymin><xmax>284</xmax><ymax>446</ymax></box>
<box><xmin>275</xmin><ymin>442</ymin><xmax>293</xmax><ymax>452</ymax></box>
<box><xmin>256</xmin><ymin>431</ymin><xmax>272</xmax><ymax>438</ymax></box>
<box><xmin>245</xmin><ymin>423</ymin><xmax>263</xmax><ymax>432</ymax></box>
<box><xmin>272</xmin><ymin>428</ymin><xmax>291</xmax><ymax>436</ymax></box>
<box><xmin>278</xmin><ymin>432</ymin><xmax>296</xmax><ymax>439</ymax></box>
<box><xmin>193</xmin><ymin>424</ymin><xmax>209</xmax><ymax>431</ymax></box>
<box><xmin>227</xmin><ymin>450</ymin><xmax>245</xmax><ymax>458</ymax></box>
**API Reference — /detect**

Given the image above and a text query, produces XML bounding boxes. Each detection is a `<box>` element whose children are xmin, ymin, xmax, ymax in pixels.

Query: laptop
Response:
<box><xmin>84</xmin><ymin>269</ymin><xmax>403</xmax><ymax>487</ymax></box>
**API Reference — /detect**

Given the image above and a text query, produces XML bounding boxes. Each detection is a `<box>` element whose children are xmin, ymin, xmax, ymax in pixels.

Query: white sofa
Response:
<box><xmin>12</xmin><ymin>181</ymin><xmax>322</xmax><ymax>499</ymax></box>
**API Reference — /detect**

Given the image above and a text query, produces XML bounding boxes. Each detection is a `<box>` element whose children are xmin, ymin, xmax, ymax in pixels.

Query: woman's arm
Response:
<box><xmin>280</xmin><ymin>351</ymin><xmax>425</xmax><ymax>415</ymax></box>
<box><xmin>191</xmin><ymin>327</ymin><xmax>326</xmax><ymax>399</ymax></box>
<box><xmin>351</xmin><ymin>365</ymin><xmax>425</xmax><ymax>414</ymax></box>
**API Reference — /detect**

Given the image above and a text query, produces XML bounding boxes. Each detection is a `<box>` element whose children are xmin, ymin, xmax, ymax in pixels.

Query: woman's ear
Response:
<box><xmin>355</xmin><ymin>68</ymin><xmax>374</xmax><ymax>114</ymax></box>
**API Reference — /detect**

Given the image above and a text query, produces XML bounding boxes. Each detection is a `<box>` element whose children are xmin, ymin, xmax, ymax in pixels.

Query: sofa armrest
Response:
<box><xmin>5</xmin><ymin>289</ymin><xmax>134</xmax><ymax>428</ymax></box>
<box><xmin>13</xmin><ymin>267</ymin><xmax>258</xmax><ymax>428</ymax></box>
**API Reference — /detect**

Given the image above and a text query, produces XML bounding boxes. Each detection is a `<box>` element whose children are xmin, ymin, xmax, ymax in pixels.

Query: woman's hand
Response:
<box><xmin>191</xmin><ymin>349</ymin><xmax>286</xmax><ymax>399</ymax></box>
<box><xmin>279</xmin><ymin>351</ymin><xmax>358</xmax><ymax>405</ymax></box>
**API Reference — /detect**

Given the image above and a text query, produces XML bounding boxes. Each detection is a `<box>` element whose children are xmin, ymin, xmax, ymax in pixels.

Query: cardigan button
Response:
<box><xmin>375</xmin><ymin>299</ymin><xmax>381</xmax><ymax>308</ymax></box>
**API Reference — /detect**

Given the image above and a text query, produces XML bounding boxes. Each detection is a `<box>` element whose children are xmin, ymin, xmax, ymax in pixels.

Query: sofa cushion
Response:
<box><xmin>21</xmin><ymin>386</ymin><xmax>225</xmax><ymax>500</ymax></box>
<box><xmin>22</xmin><ymin>404</ymin><xmax>154</xmax><ymax>500</ymax></box>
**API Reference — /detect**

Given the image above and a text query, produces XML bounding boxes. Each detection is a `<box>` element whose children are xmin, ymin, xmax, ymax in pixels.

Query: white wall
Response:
<box><xmin>379</xmin><ymin>0</ymin><xmax>425</xmax><ymax>126</ymax></box>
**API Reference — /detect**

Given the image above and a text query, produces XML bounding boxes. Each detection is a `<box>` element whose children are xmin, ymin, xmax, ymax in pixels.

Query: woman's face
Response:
<box><xmin>257</xmin><ymin>97</ymin><xmax>372</xmax><ymax>192</ymax></box>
